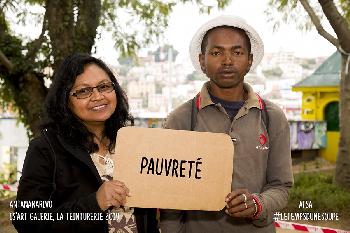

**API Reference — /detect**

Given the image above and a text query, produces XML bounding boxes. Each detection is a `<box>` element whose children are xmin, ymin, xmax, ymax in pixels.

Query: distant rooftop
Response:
<box><xmin>293</xmin><ymin>51</ymin><xmax>340</xmax><ymax>88</ymax></box>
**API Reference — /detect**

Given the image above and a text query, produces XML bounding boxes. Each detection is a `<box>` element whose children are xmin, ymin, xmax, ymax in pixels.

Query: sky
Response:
<box><xmin>9</xmin><ymin>0</ymin><xmax>337</xmax><ymax>66</ymax></box>
<box><xmin>94</xmin><ymin>0</ymin><xmax>337</xmax><ymax>66</ymax></box>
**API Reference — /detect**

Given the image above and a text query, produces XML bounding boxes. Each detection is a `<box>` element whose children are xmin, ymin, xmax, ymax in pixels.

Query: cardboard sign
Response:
<box><xmin>113</xmin><ymin>127</ymin><xmax>234</xmax><ymax>211</ymax></box>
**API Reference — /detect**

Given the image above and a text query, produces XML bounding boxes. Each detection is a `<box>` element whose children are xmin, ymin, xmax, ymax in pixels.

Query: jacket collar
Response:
<box><xmin>198</xmin><ymin>81</ymin><xmax>262</xmax><ymax>110</ymax></box>
<box><xmin>55</xmin><ymin>133</ymin><xmax>103</xmax><ymax>184</ymax></box>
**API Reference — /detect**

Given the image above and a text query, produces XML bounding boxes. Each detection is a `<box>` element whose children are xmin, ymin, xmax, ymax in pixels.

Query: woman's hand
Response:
<box><xmin>96</xmin><ymin>180</ymin><xmax>130</xmax><ymax>211</ymax></box>
<box><xmin>225</xmin><ymin>189</ymin><xmax>256</xmax><ymax>218</ymax></box>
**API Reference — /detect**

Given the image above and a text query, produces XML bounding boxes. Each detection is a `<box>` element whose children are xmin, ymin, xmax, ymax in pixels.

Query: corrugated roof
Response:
<box><xmin>293</xmin><ymin>51</ymin><xmax>340</xmax><ymax>87</ymax></box>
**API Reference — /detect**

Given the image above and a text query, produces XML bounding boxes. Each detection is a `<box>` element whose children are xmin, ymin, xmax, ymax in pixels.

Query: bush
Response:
<box><xmin>286</xmin><ymin>172</ymin><xmax>350</xmax><ymax>213</ymax></box>
<box><xmin>0</xmin><ymin>163</ymin><xmax>17</xmax><ymax>200</ymax></box>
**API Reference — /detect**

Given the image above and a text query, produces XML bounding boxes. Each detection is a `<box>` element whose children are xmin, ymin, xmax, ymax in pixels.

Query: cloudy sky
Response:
<box><xmin>95</xmin><ymin>0</ymin><xmax>336</xmax><ymax>65</ymax></box>
<box><xmin>9</xmin><ymin>0</ymin><xmax>336</xmax><ymax>66</ymax></box>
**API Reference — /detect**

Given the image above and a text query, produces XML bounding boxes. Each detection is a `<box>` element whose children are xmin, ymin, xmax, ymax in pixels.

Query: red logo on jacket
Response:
<box><xmin>259</xmin><ymin>133</ymin><xmax>267</xmax><ymax>146</ymax></box>
<box><xmin>256</xmin><ymin>133</ymin><xmax>268</xmax><ymax>150</ymax></box>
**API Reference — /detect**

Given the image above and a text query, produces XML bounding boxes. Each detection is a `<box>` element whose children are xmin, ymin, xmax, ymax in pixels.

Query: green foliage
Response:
<box><xmin>0</xmin><ymin>35</ymin><xmax>23</xmax><ymax>63</ymax></box>
<box><xmin>1</xmin><ymin>0</ymin><xmax>45</xmax><ymax>34</ymax></box>
<box><xmin>267</xmin><ymin>0</ymin><xmax>350</xmax><ymax>32</ymax></box>
<box><xmin>340</xmin><ymin>0</ymin><xmax>350</xmax><ymax>22</ymax></box>
<box><xmin>0</xmin><ymin>163</ymin><xmax>17</xmax><ymax>200</ymax></box>
<box><xmin>1</xmin><ymin>0</ymin><xmax>231</xmax><ymax>69</ymax></box>
<box><xmin>0</xmin><ymin>164</ymin><xmax>17</xmax><ymax>184</ymax></box>
<box><xmin>100</xmin><ymin>0</ymin><xmax>175</xmax><ymax>56</ymax></box>
<box><xmin>0</xmin><ymin>188</ymin><xmax>16</xmax><ymax>200</ymax></box>
<box><xmin>0</xmin><ymin>32</ymin><xmax>23</xmax><ymax>109</ymax></box>
<box><xmin>179</xmin><ymin>0</ymin><xmax>230</xmax><ymax>14</ymax></box>
<box><xmin>286</xmin><ymin>172</ymin><xmax>350</xmax><ymax>213</ymax></box>
<box><xmin>0</xmin><ymin>80</ymin><xmax>13</xmax><ymax>110</ymax></box>
<box><xmin>100</xmin><ymin>0</ymin><xmax>230</xmax><ymax>56</ymax></box>
<box><xmin>24</xmin><ymin>0</ymin><xmax>45</xmax><ymax>5</ymax></box>
<box><xmin>266</xmin><ymin>0</ymin><xmax>322</xmax><ymax>32</ymax></box>
<box><xmin>0</xmin><ymin>0</ymin><xmax>231</xmax><ymax>136</ymax></box>
<box><xmin>0</xmin><ymin>0</ymin><xmax>16</xmax><ymax>11</ymax></box>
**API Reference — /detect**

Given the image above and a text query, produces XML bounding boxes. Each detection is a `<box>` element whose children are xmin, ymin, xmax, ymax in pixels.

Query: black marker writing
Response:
<box><xmin>140</xmin><ymin>156</ymin><xmax>202</xmax><ymax>179</ymax></box>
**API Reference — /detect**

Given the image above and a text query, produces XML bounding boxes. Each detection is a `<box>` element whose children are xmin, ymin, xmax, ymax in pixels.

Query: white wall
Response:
<box><xmin>0</xmin><ymin>118</ymin><xmax>29</xmax><ymax>177</ymax></box>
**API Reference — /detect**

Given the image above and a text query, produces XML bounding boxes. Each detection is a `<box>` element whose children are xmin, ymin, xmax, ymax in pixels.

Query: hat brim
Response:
<box><xmin>189</xmin><ymin>15</ymin><xmax>264</xmax><ymax>74</ymax></box>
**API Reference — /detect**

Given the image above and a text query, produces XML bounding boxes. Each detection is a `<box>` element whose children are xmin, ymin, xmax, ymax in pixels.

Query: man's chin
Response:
<box><xmin>210</xmin><ymin>80</ymin><xmax>241</xmax><ymax>89</ymax></box>
<box><xmin>219</xmin><ymin>84</ymin><xmax>239</xmax><ymax>89</ymax></box>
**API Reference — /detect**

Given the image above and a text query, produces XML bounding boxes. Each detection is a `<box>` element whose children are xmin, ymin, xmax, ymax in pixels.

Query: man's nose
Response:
<box><xmin>222</xmin><ymin>51</ymin><xmax>233</xmax><ymax>65</ymax></box>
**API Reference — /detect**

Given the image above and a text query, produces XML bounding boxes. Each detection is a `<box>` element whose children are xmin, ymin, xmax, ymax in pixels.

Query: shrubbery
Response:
<box><xmin>0</xmin><ymin>163</ymin><xmax>17</xmax><ymax>200</ymax></box>
<box><xmin>286</xmin><ymin>172</ymin><xmax>350</xmax><ymax>214</ymax></box>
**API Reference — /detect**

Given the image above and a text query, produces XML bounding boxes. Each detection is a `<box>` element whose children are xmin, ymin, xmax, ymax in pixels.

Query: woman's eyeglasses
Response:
<box><xmin>70</xmin><ymin>82</ymin><xmax>115</xmax><ymax>99</ymax></box>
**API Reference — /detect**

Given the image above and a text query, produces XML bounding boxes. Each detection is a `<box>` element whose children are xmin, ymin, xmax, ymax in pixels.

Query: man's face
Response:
<box><xmin>199</xmin><ymin>27</ymin><xmax>253</xmax><ymax>89</ymax></box>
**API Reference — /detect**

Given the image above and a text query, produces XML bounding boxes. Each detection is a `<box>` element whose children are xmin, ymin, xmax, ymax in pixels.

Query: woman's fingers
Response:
<box><xmin>96</xmin><ymin>180</ymin><xmax>130</xmax><ymax>210</ymax></box>
<box><xmin>110</xmin><ymin>180</ymin><xmax>130</xmax><ymax>196</ymax></box>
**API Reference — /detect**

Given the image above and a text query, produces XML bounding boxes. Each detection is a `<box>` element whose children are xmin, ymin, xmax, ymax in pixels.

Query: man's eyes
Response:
<box><xmin>209</xmin><ymin>50</ymin><xmax>244</xmax><ymax>56</ymax></box>
<box><xmin>233</xmin><ymin>51</ymin><xmax>244</xmax><ymax>55</ymax></box>
<box><xmin>210</xmin><ymin>51</ymin><xmax>221</xmax><ymax>56</ymax></box>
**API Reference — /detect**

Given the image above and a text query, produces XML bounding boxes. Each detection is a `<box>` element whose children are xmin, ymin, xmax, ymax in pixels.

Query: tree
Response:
<box><xmin>0</xmin><ymin>0</ymin><xmax>230</xmax><ymax>137</ymax></box>
<box><xmin>267</xmin><ymin>0</ymin><xmax>350</xmax><ymax>188</ymax></box>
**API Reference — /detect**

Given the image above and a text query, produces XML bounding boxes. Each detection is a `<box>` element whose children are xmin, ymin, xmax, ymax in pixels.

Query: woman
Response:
<box><xmin>12</xmin><ymin>54</ymin><xmax>159</xmax><ymax>233</ymax></box>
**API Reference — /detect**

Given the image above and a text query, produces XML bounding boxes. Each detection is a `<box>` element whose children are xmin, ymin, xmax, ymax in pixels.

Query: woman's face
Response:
<box><xmin>68</xmin><ymin>63</ymin><xmax>117</xmax><ymax>129</ymax></box>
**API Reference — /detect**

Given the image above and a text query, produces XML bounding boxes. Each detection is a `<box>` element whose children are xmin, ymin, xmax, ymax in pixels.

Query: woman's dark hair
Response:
<box><xmin>42</xmin><ymin>53</ymin><xmax>133</xmax><ymax>153</ymax></box>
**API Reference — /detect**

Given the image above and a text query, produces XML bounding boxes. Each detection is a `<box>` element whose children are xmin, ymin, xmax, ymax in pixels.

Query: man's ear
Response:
<box><xmin>199</xmin><ymin>54</ymin><xmax>206</xmax><ymax>73</ymax></box>
<box><xmin>246</xmin><ymin>54</ymin><xmax>253</xmax><ymax>72</ymax></box>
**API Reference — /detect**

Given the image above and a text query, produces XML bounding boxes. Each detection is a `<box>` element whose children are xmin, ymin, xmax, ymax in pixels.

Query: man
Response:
<box><xmin>160</xmin><ymin>15</ymin><xmax>293</xmax><ymax>233</ymax></box>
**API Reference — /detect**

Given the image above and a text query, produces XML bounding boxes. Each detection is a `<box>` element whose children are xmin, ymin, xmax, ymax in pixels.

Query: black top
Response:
<box><xmin>12</xmin><ymin>129</ymin><xmax>159</xmax><ymax>233</ymax></box>
<box><xmin>209</xmin><ymin>92</ymin><xmax>245</xmax><ymax>120</ymax></box>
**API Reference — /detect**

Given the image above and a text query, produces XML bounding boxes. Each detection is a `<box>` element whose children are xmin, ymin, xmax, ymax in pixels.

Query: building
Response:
<box><xmin>0</xmin><ymin>116</ymin><xmax>29</xmax><ymax>181</ymax></box>
<box><xmin>292</xmin><ymin>51</ymin><xmax>339</xmax><ymax>162</ymax></box>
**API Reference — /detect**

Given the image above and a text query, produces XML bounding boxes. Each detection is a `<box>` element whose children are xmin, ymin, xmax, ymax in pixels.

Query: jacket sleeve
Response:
<box><xmin>12</xmin><ymin>137</ymin><xmax>103</xmax><ymax>233</ymax></box>
<box><xmin>252</xmin><ymin>119</ymin><xmax>293</xmax><ymax>227</ymax></box>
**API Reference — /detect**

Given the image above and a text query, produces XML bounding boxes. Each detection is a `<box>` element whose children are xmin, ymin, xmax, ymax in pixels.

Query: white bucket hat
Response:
<box><xmin>189</xmin><ymin>15</ymin><xmax>264</xmax><ymax>73</ymax></box>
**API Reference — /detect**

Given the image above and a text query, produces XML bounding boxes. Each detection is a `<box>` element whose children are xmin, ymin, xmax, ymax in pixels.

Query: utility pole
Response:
<box><xmin>167</xmin><ymin>46</ymin><xmax>173</xmax><ymax>113</ymax></box>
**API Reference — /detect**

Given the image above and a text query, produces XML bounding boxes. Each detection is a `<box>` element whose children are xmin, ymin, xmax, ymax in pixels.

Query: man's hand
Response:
<box><xmin>225</xmin><ymin>189</ymin><xmax>256</xmax><ymax>218</ymax></box>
